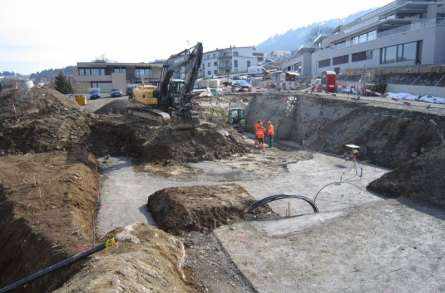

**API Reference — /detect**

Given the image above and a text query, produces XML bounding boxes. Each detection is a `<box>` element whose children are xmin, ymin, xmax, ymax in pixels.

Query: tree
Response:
<box><xmin>54</xmin><ymin>71</ymin><xmax>73</xmax><ymax>94</ymax></box>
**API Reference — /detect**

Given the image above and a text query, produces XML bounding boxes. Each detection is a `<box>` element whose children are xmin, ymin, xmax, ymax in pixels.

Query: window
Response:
<box><xmin>318</xmin><ymin>59</ymin><xmax>331</xmax><ymax>68</ymax></box>
<box><xmin>233</xmin><ymin>51</ymin><xmax>239</xmax><ymax>57</ymax></box>
<box><xmin>214</xmin><ymin>70</ymin><xmax>217</xmax><ymax>75</ymax></box>
<box><xmin>380</xmin><ymin>42</ymin><xmax>419</xmax><ymax>64</ymax></box>
<box><xmin>234</xmin><ymin>60</ymin><xmax>238</xmax><ymax>67</ymax></box>
<box><xmin>207</xmin><ymin>70</ymin><xmax>211</xmax><ymax>76</ymax></box>
<box><xmin>352</xmin><ymin>50</ymin><xmax>373</xmax><ymax>62</ymax></box>
<box><xmin>90</xmin><ymin>68</ymin><xmax>105</xmax><ymax>76</ymax></box>
<box><xmin>368</xmin><ymin>31</ymin><xmax>377</xmax><ymax>41</ymax></box>
<box><xmin>350</xmin><ymin>30</ymin><xmax>377</xmax><ymax>46</ymax></box>
<box><xmin>247</xmin><ymin>60</ymin><xmax>251</xmax><ymax>68</ymax></box>
<box><xmin>400</xmin><ymin>42</ymin><xmax>417</xmax><ymax>62</ymax></box>
<box><xmin>135</xmin><ymin>68</ymin><xmax>152</xmax><ymax>77</ymax></box>
<box><xmin>113</xmin><ymin>68</ymin><xmax>126</xmax><ymax>74</ymax></box>
<box><xmin>208</xmin><ymin>62</ymin><xmax>211</xmax><ymax>67</ymax></box>
<box><xmin>333</xmin><ymin>55</ymin><xmax>349</xmax><ymax>65</ymax></box>
<box><xmin>214</xmin><ymin>62</ymin><xmax>218</xmax><ymax>66</ymax></box>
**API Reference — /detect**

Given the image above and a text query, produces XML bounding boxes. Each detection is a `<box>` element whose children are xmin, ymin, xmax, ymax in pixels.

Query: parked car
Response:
<box><xmin>89</xmin><ymin>88</ymin><xmax>101</xmax><ymax>100</ymax></box>
<box><xmin>110</xmin><ymin>89</ymin><xmax>123</xmax><ymax>98</ymax></box>
<box><xmin>231</xmin><ymin>80</ymin><xmax>252</xmax><ymax>92</ymax></box>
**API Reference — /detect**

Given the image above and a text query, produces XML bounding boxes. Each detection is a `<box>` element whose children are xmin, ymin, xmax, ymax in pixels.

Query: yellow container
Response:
<box><xmin>75</xmin><ymin>95</ymin><xmax>87</xmax><ymax>106</ymax></box>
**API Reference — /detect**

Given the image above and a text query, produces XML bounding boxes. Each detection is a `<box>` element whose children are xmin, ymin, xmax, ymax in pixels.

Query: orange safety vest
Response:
<box><xmin>256</xmin><ymin>127</ymin><xmax>265</xmax><ymax>139</ymax></box>
<box><xmin>267</xmin><ymin>124</ymin><xmax>275</xmax><ymax>136</ymax></box>
<box><xmin>255</xmin><ymin>122</ymin><xmax>262</xmax><ymax>131</ymax></box>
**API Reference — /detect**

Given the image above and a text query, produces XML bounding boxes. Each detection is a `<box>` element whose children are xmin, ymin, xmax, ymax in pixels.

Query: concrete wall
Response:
<box><xmin>387</xmin><ymin>83</ymin><xmax>445</xmax><ymax>97</ymax></box>
<box><xmin>246</xmin><ymin>93</ymin><xmax>445</xmax><ymax>168</ymax></box>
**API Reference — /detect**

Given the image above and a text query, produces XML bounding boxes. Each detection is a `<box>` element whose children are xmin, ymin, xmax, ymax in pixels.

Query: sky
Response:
<box><xmin>0</xmin><ymin>0</ymin><xmax>392</xmax><ymax>74</ymax></box>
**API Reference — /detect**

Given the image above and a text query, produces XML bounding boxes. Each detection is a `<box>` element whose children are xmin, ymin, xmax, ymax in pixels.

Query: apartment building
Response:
<box><xmin>310</xmin><ymin>0</ymin><xmax>445</xmax><ymax>77</ymax></box>
<box><xmin>71</xmin><ymin>61</ymin><xmax>163</xmax><ymax>94</ymax></box>
<box><xmin>200</xmin><ymin>46</ymin><xmax>265</xmax><ymax>78</ymax></box>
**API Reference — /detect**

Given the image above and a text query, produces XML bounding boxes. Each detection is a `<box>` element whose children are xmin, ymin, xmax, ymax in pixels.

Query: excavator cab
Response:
<box><xmin>128</xmin><ymin>43</ymin><xmax>203</xmax><ymax>126</ymax></box>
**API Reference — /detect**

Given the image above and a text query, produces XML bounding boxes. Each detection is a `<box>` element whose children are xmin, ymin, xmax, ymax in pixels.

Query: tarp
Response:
<box><xmin>387</xmin><ymin>92</ymin><xmax>445</xmax><ymax>104</ymax></box>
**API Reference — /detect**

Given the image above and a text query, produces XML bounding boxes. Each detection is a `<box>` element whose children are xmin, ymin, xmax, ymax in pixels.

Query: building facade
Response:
<box><xmin>310</xmin><ymin>0</ymin><xmax>445</xmax><ymax>77</ymax></box>
<box><xmin>281</xmin><ymin>48</ymin><xmax>315</xmax><ymax>77</ymax></box>
<box><xmin>200</xmin><ymin>46</ymin><xmax>264</xmax><ymax>78</ymax></box>
<box><xmin>71</xmin><ymin>61</ymin><xmax>163</xmax><ymax>94</ymax></box>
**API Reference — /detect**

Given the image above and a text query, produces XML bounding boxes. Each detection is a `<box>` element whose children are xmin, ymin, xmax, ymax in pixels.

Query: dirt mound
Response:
<box><xmin>56</xmin><ymin>223</ymin><xmax>200</xmax><ymax>293</ymax></box>
<box><xmin>368</xmin><ymin>146</ymin><xmax>445</xmax><ymax>207</ymax></box>
<box><xmin>0</xmin><ymin>87</ymin><xmax>90</xmax><ymax>155</ymax></box>
<box><xmin>0</xmin><ymin>152</ymin><xmax>99</xmax><ymax>292</ymax></box>
<box><xmin>89</xmin><ymin>115</ymin><xmax>249</xmax><ymax>162</ymax></box>
<box><xmin>94</xmin><ymin>99</ymin><xmax>130</xmax><ymax>114</ymax></box>
<box><xmin>147</xmin><ymin>184</ymin><xmax>267</xmax><ymax>234</ymax></box>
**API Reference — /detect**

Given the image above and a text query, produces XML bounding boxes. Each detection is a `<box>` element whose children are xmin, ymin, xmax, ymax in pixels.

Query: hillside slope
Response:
<box><xmin>257</xmin><ymin>9</ymin><xmax>373</xmax><ymax>53</ymax></box>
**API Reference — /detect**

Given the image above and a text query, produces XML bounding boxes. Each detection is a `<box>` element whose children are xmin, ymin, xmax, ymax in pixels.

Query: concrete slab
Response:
<box><xmin>215</xmin><ymin>200</ymin><xmax>445</xmax><ymax>293</ymax></box>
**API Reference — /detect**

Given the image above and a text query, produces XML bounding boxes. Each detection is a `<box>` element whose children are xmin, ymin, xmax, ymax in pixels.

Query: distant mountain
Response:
<box><xmin>30</xmin><ymin>66</ymin><xmax>75</xmax><ymax>83</ymax></box>
<box><xmin>257</xmin><ymin>9</ymin><xmax>374</xmax><ymax>54</ymax></box>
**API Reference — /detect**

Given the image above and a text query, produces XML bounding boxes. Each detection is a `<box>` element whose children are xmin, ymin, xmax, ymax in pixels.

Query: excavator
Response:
<box><xmin>128</xmin><ymin>42</ymin><xmax>203</xmax><ymax>126</ymax></box>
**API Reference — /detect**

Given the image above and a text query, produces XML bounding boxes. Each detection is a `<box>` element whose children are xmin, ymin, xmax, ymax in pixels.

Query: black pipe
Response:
<box><xmin>247</xmin><ymin>194</ymin><xmax>319</xmax><ymax>215</ymax></box>
<box><xmin>0</xmin><ymin>242</ymin><xmax>107</xmax><ymax>293</ymax></box>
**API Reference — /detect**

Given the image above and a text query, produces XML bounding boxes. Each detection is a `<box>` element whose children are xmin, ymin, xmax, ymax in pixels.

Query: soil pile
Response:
<box><xmin>55</xmin><ymin>223</ymin><xmax>200</xmax><ymax>293</ymax></box>
<box><xmin>89</xmin><ymin>115</ymin><xmax>250</xmax><ymax>162</ymax></box>
<box><xmin>94</xmin><ymin>99</ymin><xmax>130</xmax><ymax>114</ymax></box>
<box><xmin>147</xmin><ymin>184</ymin><xmax>264</xmax><ymax>234</ymax></box>
<box><xmin>0</xmin><ymin>87</ymin><xmax>90</xmax><ymax>155</ymax></box>
<box><xmin>0</xmin><ymin>152</ymin><xmax>99</xmax><ymax>292</ymax></box>
<box><xmin>368</xmin><ymin>146</ymin><xmax>445</xmax><ymax>207</ymax></box>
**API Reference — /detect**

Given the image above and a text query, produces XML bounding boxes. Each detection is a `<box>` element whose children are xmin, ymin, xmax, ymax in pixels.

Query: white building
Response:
<box><xmin>200</xmin><ymin>46</ymin><xmax>265</xmax><ymax>78</ymax></box>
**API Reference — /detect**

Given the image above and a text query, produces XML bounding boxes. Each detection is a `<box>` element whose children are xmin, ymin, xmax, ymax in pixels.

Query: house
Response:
<box><xmin>200</xmin><ymin>46</ymin><xmax>265</xmax><ymax>78</ymax></box>
<box><xmin>71</xmin><ymin>61</ymin><xmax>163</xmax><ymax>94</ymax></box>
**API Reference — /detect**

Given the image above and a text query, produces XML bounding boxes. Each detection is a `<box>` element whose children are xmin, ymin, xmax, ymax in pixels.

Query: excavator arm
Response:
<box><xmin>158</xmin><ymin>42</ymin><xmax>203</xmax><ymax>120</ymax></box>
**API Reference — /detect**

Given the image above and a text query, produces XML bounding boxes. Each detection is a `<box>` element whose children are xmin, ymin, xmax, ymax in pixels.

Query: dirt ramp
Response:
<box><xmin>0</xmin><ymin>152</ymin><xmax>99</xmax><ymax>292</ymax></box>
<box><xmin>368</xmin><ymin>146</ymin><xmax>445</xmax><ymax>207</ymax></box>
<box><xmin>56</xmin><ymin>223</ymin><xmax>199</xmax><ymax>293</ymax></box>
<box><xmin>147</xmin><ymin>184</ymin><xmax>259</xmax><ymax>234</ymax></box>
<box><xmin>0</xmin><ymin>87</ymin><xmax>90</xmax><ymax>155</ymax></box>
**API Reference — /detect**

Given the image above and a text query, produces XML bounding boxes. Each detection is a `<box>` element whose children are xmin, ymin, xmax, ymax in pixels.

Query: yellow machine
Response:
<box><xmin>127</xmin><ymin>42</ymin><xmax>203</xmax><ymax>125</ymax></box>
<box><xmin>132</xmin><ymin>85</ymin><xmax>158</xmax><ymax>106</ymax></box>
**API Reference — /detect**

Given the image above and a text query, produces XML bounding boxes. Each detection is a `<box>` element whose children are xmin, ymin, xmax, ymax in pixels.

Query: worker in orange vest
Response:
<box><xmin>255</xmin><ymin>121</ymin><xmax>265</xmax><ymax>149</ymax></box>
<box><xmin>266</xmin><ymin>121</ymin><xmax>275</xmax><ymax>148</ymax></box>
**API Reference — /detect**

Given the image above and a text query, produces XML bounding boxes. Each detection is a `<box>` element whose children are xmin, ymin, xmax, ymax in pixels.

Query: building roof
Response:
<box><xmin>203</xmin><ymin>46</ymin><xmax>257</xmax><ymax>55</ymax></box>
<box><xmin>77</xmin><ymin>62</ymin><xmax>163</xmax><ymax>68</ymax></box>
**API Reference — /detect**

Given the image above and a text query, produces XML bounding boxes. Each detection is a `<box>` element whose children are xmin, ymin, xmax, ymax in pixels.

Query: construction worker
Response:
<box><xmin>255</xmin><ymin>121</ymin><xmax>265</xmax><ymax>149</ymax></box>
<box><xmin>266</xmin><ymin>121</ymin><xmax>275</xmax><ymax>148</ymax></box>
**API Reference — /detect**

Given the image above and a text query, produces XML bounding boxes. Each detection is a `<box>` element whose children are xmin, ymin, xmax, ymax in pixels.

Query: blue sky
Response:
<box><xmin>0</xmin><ymin>0</ymin><xmax>392</xmax><ymax>74</ymax></box>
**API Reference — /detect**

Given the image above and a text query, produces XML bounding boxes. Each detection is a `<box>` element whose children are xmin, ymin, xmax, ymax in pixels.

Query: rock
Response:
<box><xmin>147</xmin><ymin>184</ymin><xmax>256</xmax><ymax>234</ymax></box>
<box><xmin>368</xmin><ymin>145</ymin><xmax>445</xmax><ymax>207</ymax></box>
<box><xmin>56</xmin><ymin>223</ymin><xmax>199</xmax><ymax>293</ymax></box>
